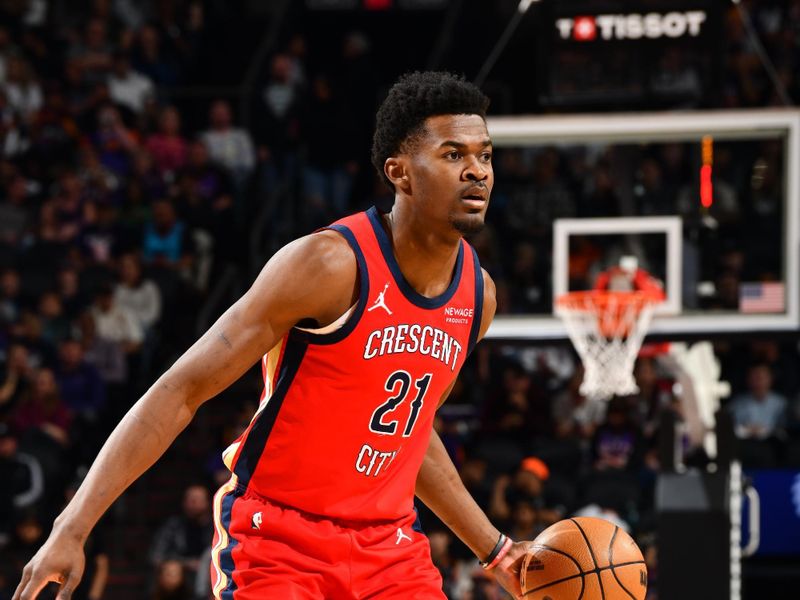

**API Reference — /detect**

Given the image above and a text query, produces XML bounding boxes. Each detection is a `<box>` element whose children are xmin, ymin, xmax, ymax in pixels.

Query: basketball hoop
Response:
<box><xmin>556</xmin><ymin>290</ymin><xmax>663</xmax><ymax>400</ymax></box>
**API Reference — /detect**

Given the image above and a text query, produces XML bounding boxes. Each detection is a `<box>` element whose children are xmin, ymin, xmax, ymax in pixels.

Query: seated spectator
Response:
<box><xmin>2</xmin><ymin>56</ymin><xmax>43</xmax><ymax>119</ymax></box>
<box><xmin>0</xmin><ymin>423</ymin><xmax>44</xmax><ymax>546</ymax></box>
<box><xmin>0</xmin><ymin>174</ymin><xmax>34</xmax><ymax>249</ymax></box>
<box><xmin>153</xmin><ymin>559</ymin><xmax>191</xmax><ymax>600</ymax></box>
<box><xmin>150</xmin><ymin>485</ymin><xmax>213</xmax><ymax>592</ymax></box>
<box><xmin>146</xmin><ymin>106</ymin><xmax>188</xmax><ymax>178</ymax></box>
<box><xmin>8</xmin><ymin>312</ymin><xmax>57</xmax><ymax>370</ymax></box>
<box><xmin>173</xmin><ymin>140</ymin><xmax>234</xmax><ymax>229</ymax></box>
<box><xmin>36</xmin><ymin>291</ymin><xmax>70</xmax><ymax>345</ymax></box>
<box><xmin>108</xmin><ymin>51</ymin><xmax>154</xmax><ymax>115</ymax></box>
<box><xmin>482</xmin><ymin>361</ymin><xmax>550</xmax><ymax>441</ymax></box>
<box><xmin>89</xmin><ymin>283</ymin><xmax>143</xmax><ymax>355</ymax></box>
<box><xmin>56</xmin><ymin>265</ymin><xmax>88</xmax><ymax>320</ymax></box>
<box><xmin>300</xmin><ymin>75</ymin><xmax>358</xmax><ymax>220</ymax></box>
<box><xmin>625</xmin><ymin>356</ymin><xmax>675</xmax><ymax>442</ymax></box>
<box><xmin>11</xmin><ymin>367</ymin><xmax>71</xmax><ymax>449</ymax></box>
<box><xmin>201</xmin><ymin>100</ymin><xmax>255</xmax><ymax>186</ymax></box>
<box><xmin>142</xmin><ymin>199</ymin><xmax>194</xmax><ymax>277</ymax></box>
<box><xmin>0</xmin><ymin>343</ymin><xmax>33</xmax><ymax>420</ymax></box>
<box><xmin>591</xmin><ymin>397</ymin><xmax>643</xmax><ymax>472</ymax></box>
<box><xmin>79</xmin><ymin>200</ymin><xmax>132</xmax><ymax>264</ymax></box>
<box><xmin>728</xmin><ymin>362</ymin><xmax>787</xmax><ymax>440</ymax></box>
<box><xmin>55</xmin><ymin>337</ymin><xmax>105</xmax><ymax>423</ymax></box>
<box><xmin>489</xmin><ymin>456</ymin><xmax>550</xmax><ymax>525</ymax></box>
<box><xmin>68</xmin><ymin>17</ymin><xmax>114</xmax><ymax>85</ymax></box>
<box><xmin>91</xmin><ymin>104</ymin><xmax>140</xmax><ymax>177</ymax></box>
<box><xmin>552</xmin><ymin>365</ymin><xmax>605</xmax><ymax>442</ymax></box>
<box><xmin>132</xmin><ymin>24</ymin><xmax>178</xmax><ymax>87</ymax></box>
<box><xmin>114</xmin><ymin>253</ymin><xmax>161</xmax><ymax>332</ymax></box>
<box><xmin>0</xmin><ymin>268</ymin><xmax>23</xmax><ymax>327</ymax></box>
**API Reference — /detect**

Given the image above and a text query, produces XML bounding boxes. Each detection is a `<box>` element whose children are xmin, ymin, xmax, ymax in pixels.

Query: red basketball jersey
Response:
<box><xmin>221</xmin><ymin>207</ymin><xmax>483</xmax><ymax>522</ymax></box>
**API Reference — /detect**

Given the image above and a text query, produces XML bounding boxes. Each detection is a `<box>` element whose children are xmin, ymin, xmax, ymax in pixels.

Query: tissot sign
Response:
<box><xmin>556</xmin><ymin>11</ymin><xmax>708</xmax><ymax>41</ymax></box>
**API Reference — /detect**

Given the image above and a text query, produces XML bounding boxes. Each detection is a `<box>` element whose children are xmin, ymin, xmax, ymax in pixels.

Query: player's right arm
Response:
<box><xmin>14</xmin><ymin>230</ymin><xmax>357</xmax><ymax>600</ymax></box>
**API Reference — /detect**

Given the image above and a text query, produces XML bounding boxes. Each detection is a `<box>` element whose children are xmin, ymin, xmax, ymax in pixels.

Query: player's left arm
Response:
<box><xmin>415</xmin><ymin>269</ymin><xmax>528</xmax><ymax>599</ymax></box>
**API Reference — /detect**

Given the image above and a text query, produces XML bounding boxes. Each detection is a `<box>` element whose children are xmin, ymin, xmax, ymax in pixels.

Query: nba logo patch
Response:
<box><xmin>251</xmin><ymin>512</ymin><xmax>262</xmax><ymax>530</ymax></box>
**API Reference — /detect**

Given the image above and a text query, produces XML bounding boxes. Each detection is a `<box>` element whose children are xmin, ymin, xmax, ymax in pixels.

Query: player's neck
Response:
<box><xmin>382</xmin><ymin>205</ymin><xmax>462</xmax><ymax>298</ymax></box>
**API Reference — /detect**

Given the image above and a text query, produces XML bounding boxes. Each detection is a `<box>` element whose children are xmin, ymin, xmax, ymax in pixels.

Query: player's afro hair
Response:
<box><xmin>371</xmin><ymin>71</ymin><xmax>490</xmax><ymax>190</ymax></box>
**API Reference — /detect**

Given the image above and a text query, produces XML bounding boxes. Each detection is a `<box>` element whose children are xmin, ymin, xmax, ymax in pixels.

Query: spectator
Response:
<box><xmin>728</xmin><ymin>363</ymin><xmax>788</xmax><ymax>440</ymax></box>
<box><xmin>153</xmin><ymin>559</ymin><xmax>191</xmax><ymax>600</ymax></box>
<box><xmin>0</xmin><ymin>174</ymin><xmax>33</xmax><ymax>248</ymax></box>
<box><xmin>142</xmin><ymin>199</ymin><xmax>194</xmax><ymax>274</ymax></box>
<box><xmin>89</xmin><ymin>283</ymin><xmax>143</xmax><ymax>355</ymax></box>
<box><xmin>108</xmin><ymin>51</ymin><xmax>154</xmax><ymax>115</ymax></box>
<box><xmin>483</xmin><ymin>361</ymin><xmax>549</xmax><ymax>441</ymax></box>
<box><xmin>114</xmin><ymin>253</ymin><xmax>161</xmax><ymax>333</ymax></box>
<box><xmin>201</xmin><ymin>99</ymin><xmax>255</xmax><ymax>185</ymax></box>
<box><xmin>11</xmin><ymin>367</ymin><xmax>71</xmax><ymax>449</ymax></box>
<box><xmin>146</xmin><ymin>106</ymin><xmax>188</xmax><ymax>178</ymax></box>
<box><xmin>552</xmin><ymin>366</ymin><xmax>606</xmax><ymax>442</ymax></box>
<box><xmin>79</xmin><ymin>200</ymin><xmax>130</xmax><ymax>264</ymax></box>
<box><xmin>91</xmin><ymin>104</ymin><xmax>140</xmax><ymax>177</ymax></box>
<box><xmin>489</xmin><ymin>457</ymin><xmax>550</xmax><ymax>525</ymax></box>
<box><xmin>150</xmin><ymin>485</ymin><xmax>213</xmax><ymax>591</ymax></box>
<box><xmin>0</xmin><ymin>268</ymin><xmax>23</xmax><ymax>327</ymax></box>
<box><xmin>55</xmin><ymin>337</ymin><xmax>105</xmax><ymax>424</ymax></box>
<box><xmin>132</xmin><ymin>24</ymin><xmax>178</xmax><ymax>86</ymax></box>
<box><xmin>76</xmin><ymin>307</ymin><xmax>124</xmax><ymax>376</ymax></box>
<box><xmin>56</xmin><ymin>265</ymin><xmax>87</xmax><ymax>320</ymax></box>
<box><xmin>0</xmin><ymin>343</ymin><xmax>33</xmax><ymax>420</ymax></box>
<box><xmin>2</xmin><ymin>56</ymin><xmax>43</xmax><ymax>119</ymax></box>
<box><xmin>591</xmin><ymin>397</ymin><xmax>643</xmax><ymax>472</ymax></box>
<box><xmin>257</xmin><ymin>53</ymin><xmax>302</xmax><ymax>175</ymax></box>
<box><xmin>300</xmin><ymin>75</ymin><xmax>358</xmax><ymax>223</ymax></box>
<box><xmin>37</xmin><ymin>291</ymin><xmax>70</xmax><ymax>345</ymax></box>
<box><xmin>69</xmin><ymin>18</ymin><xmax>114</xmax><ymax>84</ymax></box>
<box><xmin>0</xmin><ymin>423</ymin><xmax>44</xmax><ymax>546</ymax></box>
<box><xmin>8</xmin><ymin>311</ymin><xmax>56</xmax><ymax>370</ymax></box>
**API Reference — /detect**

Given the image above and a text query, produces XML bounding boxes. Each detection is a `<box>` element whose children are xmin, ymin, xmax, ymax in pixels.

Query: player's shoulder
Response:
<box><xmin>282</xmin><ymin>228</ymin><xmax>357</xmax><ymax>280</ymax></box>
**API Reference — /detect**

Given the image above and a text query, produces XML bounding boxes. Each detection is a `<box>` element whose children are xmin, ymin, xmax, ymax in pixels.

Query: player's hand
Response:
<box><xmin>13</xmin><ymin>531</ymin><xmax>86</xmax><ymax>600</ymax></box>
<box><xmin>491</xmin><ymin>540</ymin><xmax>532</xmax><ymax>599</ymax></box>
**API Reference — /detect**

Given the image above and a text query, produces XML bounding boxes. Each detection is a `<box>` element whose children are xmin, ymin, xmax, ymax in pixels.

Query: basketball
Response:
<box><xmin>520</xmin><ymin>517</ymin><xmax>647</xmax><ymax>600</ymax></box>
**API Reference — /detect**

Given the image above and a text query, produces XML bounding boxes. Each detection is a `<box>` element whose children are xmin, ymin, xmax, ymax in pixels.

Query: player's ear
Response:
<box><xmin>384</xmin><ymin>157</ymin><xmax>411</xmax><ymax>194</ymax></box>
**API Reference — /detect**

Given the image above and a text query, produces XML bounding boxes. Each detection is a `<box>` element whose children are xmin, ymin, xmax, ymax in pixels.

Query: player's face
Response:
<box><xmin>408</xmin><ymin>114</ymin><xmax>493</xmax><ymax>236</ymax></box>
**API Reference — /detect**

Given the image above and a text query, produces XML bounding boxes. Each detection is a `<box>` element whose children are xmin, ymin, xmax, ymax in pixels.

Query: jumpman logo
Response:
<box><xmin>396</xmin><ymin>527</ymin><xmax>412</xmax><ymax>545</ymax></box>
<box><xmin>368</xmin><ymin>283</ymin><xmax>393</xmax><ymax>315</ymax></box>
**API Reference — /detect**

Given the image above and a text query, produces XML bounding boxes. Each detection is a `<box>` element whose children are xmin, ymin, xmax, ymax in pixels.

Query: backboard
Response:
<box><xmin>483</xmin><ymin>109</ymin><xmax>800</xmax><ymax>339</ymax></box>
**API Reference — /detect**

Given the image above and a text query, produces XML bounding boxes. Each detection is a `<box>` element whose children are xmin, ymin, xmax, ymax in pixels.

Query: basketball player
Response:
<box><xmin>14</xmin><ymin>72</ymin><xmax>529</xmax><ymax>599</ymax></box>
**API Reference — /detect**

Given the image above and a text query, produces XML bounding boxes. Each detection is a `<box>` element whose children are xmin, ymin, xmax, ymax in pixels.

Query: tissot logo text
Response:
<box><xmin>557</xmin><ymin>11</ymin><xmax>707</xmax><ymax>42</ymax></box>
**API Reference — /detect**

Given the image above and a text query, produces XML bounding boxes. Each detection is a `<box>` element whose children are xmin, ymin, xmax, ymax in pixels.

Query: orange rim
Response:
<box><xmin>556</xmin><ymin>290</ymin><xmax>663</xmax><ymax>311</ymax></box>
<box><xmin>556</xmin><ymin>290</ymin><xmax>663</xmax><ymax>337</ymax></box>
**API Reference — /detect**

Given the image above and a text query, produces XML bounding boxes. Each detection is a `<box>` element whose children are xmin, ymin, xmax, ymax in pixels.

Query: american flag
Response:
<box><xmin>739</xmin><ymin>282</ymin><xmax>785</xmax><ymax>313</ymax></box>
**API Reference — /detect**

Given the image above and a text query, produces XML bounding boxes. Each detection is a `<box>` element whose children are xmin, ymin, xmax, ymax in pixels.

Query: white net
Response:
<box><xmin>556</xmin><ymin>291</ymin><xmax>660</xmax><ymax>400</ymax></box>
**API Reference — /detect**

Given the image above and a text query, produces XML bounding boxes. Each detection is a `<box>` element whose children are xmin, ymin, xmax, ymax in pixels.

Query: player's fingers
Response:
<box><xmin>14</xmin><ymin>567</ymin><xmax>50</xmax><ymax>600</ymax></box>
<box><xmin>11</xmin><ymin>565</ymin><xmax>30</xmax><ymax>600</ymax></box>
<box><xmin>56</xmin><ymin>570</ymin><xmax>81</xmax><ymax>600</ymax></box>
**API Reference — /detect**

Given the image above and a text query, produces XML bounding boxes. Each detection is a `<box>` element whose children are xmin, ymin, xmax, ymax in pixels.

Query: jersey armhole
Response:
<box><xmin>290</xmin><ymin>224</ymin><xmax>370</xmax><ymax>346</ymax></box>
<box><xmin>467</xmin><ymin>245</ymin><xmax>484</xmax><ymax>357</ymax></box>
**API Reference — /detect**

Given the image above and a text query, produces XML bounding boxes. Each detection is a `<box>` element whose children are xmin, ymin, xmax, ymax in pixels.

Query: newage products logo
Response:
<box><xmin>556</xmin><ymin>11</ymin><xmax>707</xmax><ymax>42</ymax></box>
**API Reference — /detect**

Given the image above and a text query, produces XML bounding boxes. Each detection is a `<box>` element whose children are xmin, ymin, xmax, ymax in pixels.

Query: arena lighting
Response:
<box><xmin>701</xmin><ymin>135</ymin><xmax>714</xmax><ymax>209</ymax></box>
<box><xmin>518</xmin><ymin>0</ymin><xmax>539</xmax><ymax>13</ymax></box>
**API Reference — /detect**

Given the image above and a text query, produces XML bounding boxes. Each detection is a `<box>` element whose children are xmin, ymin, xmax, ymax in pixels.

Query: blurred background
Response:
<box><xmin>0</xmin><ymin>1</ymin><xmax>798</xmax><ymax>599</ymax></box>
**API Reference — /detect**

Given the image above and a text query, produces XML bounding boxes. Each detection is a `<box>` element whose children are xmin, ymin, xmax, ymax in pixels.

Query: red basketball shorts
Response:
<box><xmin>210</xmin><ymin>481</ymin><xmax>445</xmax><ymax>599</ymax></box>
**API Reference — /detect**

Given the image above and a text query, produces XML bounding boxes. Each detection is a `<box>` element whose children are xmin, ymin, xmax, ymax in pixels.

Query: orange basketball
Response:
<box><xmin>520</xmin><ymin>517</ymin><xmax>647</xmax><ymax>600</ymax></box>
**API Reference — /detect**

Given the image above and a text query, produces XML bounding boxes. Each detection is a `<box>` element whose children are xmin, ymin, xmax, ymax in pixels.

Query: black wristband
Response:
<box><xmin>480</xmin><ymin>533</ymin><xmax>507</xmax><ymax>567</ymax></box>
